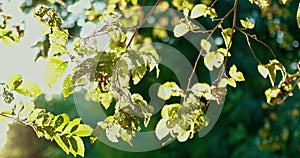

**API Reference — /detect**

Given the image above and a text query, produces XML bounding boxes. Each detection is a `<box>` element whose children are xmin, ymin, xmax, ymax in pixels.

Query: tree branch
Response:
<box><xmin>126</xmin><ymin>0</ymin><xmax>161</xmax><ymax>49</ymax></box>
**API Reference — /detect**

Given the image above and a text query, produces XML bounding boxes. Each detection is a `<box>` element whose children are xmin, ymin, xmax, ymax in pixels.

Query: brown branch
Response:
<box><xmin>239</xmin><ymin>29</ymin><xmax>277</xmax><ymax>60</ymax></box>
<box><xmin>236</xmin><ymin>27</ymin><xmax>262</xmax><ymax>64</ymax></box>
<box><xmin>186</xmin><ymin>0</ymin><xmax>238</xmax><ymax>91</ymax></box>
<box><xmin>126</xmin><ymin>0</ymin><xmax>161</xmax><ymax>49</ymax></box>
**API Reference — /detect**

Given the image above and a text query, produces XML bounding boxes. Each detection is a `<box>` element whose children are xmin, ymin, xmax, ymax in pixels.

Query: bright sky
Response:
<box><xmin>0</xmin><ymin>0</ymin><xmax>61</xmax><ymax>149</ymax></box>
<box><xmin>0</xmin><ymin>0</ymin><xmax>102</xmax><ymax>149</ymax></box>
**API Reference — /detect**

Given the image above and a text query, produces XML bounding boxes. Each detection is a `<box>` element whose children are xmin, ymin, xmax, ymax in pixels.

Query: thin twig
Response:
<box><xmin>186</xmin><ymin>0</ymin><xmax>238</xmax><ymax>91</ymax></box>
<box><xmin>236</xmin><ymin>27</ymin><xmax>261</xmax><ymax>64</ymax></box>
<box><xmin>126</xmin><ymin>0</ymin><xmax>161</xmax><ymax>49</ymax></box>
<box><xmin>238</xmin><ymin>28</ymin><xmax>277</xmax><ymax>60</ymax></box>
<box><xmin>215</xmin><ymin>0</ymin><xmax>238</xmax><ymax>84</ymax></box>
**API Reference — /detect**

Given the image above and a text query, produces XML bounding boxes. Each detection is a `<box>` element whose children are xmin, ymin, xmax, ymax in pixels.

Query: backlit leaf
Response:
<box><xmin>240</xmin><ymin>18</ymin><xmax>255</xmax><ymax>29</ymax></box>
<box><xmin>72</xmin><ymin>124</ymin><xmax>93</xmax><ymax>137</ymax></box>
<box><xmin>54</xmin><ymin>135</ymin><xmax>70</xmax><ymax>155</ymax></box>
<box><xmin>72</xmin><ymin>136</ymin><xmax>85</xmax><ymax>157</ymax></box>
<box><xmin>249</xmin><ymin>0</ymin><xmax>270</xmax><ymax>9</ymax></box>
<box><xmin>174</xmin><ymin>23</ymin><xmax>189</xmax><ymax>37</ymax></box>
<box><xmin>204</xmin><ymin>52</ymin><xmax>224</xmax><ymax>71</ymax></box>
<box><xmin>200</xmin><ymin>39</ymin><xmax>211</xmax><ymax>53</ymax></box>
<box><xmin>227</xmin><ymin>78</ymin><xmax>236</xmax><ymax>88</ymax></box>
<box><xmin>221</xmin><ymin>28</ymin><xmax>235</xmax><ymax>49</ymax></box>
<box><xmin>155</xmin><ymin>119</ymin><xmax>170</xmax><ymax>140</ymax></box>
<box><xmin>265</xmin><ymin>87</ymin><xmax>281</xmax><ymax>104</ymax></box>
<box><xmin>63</xmin><ymin>74</ymin><xmax>74</xmax><ymax>99</ymax></box>
<box><xmin>258</xmin><ymin>65</ymin><xmax>269</xmax><ymax>78</ymax></box>
<box><xmin>6</xmin><ymin>74</ymin><xmax>22</xmax><ymax>90</ymax></box>
<box><xmin>45</xmin><ymin>57</ymin><xmax>68</xmax><ymax>87</ymax></box>
<box><xmin>63</xmin><ymin>118</ymin><xmax>81</xmax><ymax>134</ymax></box>
<box><xmin>229</xmin><ymin>65</ymin><xmax>245</xmax><ymax>82</ymax></box>
<box><xmin>218</xmin><ymin>78</ymin><xmax>228</xmax><ymax>87</ymax></box>
<box><xmin>190</xmin><ymin>4</ymin><xmax>207</xmax><ymax>19</ymax></box>
<box><xmin>157</xmin><ymin>82</ymin><xmax>183</xmax><ymax>100</ymax></box>
<box><xmin>15</xmin><ymin>80</ymin><xmax>43</xmax><ymax>97</ymax></box>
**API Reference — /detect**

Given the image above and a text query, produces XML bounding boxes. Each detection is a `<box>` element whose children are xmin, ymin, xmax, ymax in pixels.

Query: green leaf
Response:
<box><xmin>72</xmin><ymin>124</ymin><xmax>93</xmax><ymax>137</ymax></box>
<box><xmin>229</xmin><ymin>65</ymin><xmax>245</xmax><ymax>82</ymax></box>
<box><xmin>15</xmin><ymin>80</ymin><xmax>43</xmax><ymax>97</ymax></box>
<box><xmin>240</xmin><ymin>18</ymin><xmax>255</xmax><ymax>29</ymax></box>
<box><xmin>157</xmin><ymin>82</ymin><xmax>183</xmax><ymax>100</ymax></box>
<box><xmin>174</xmin><ymin>23</ymin><xmax>190</xmax><ymax>37</ymax></box>
<box><xmin>63</xmin><ymin>74</ymin><xmax>74</xmax><ymax>99</ymax></box>
<box><xmin>204</xmin><ymin>52</ymin><xmax>224</xmax><ymax>71</ymax></box>
<box><xmin>45</xmin><ymin>57</ymin><xmax>68</xmax><ymax>87</ymax></box>
<box><xmin>6</xmin><ymin>74</ymin><xmax>22</xmax><ymax>90</ymax></box>
<box><xmin>200</xmin><ymin>39</ymin><xmax>211</xmax><ymax>53</ymax></box>
<box><xmin>297</xmin><ymin>2</ymin><xmax>300</xmax><ymax>29</ymax></box>
<box><xmin>190</xmin><ymin>4</ymin><xmax>207</xmax><ymax>19</ymax></box>
<box><xmin>221</xmin><ymin>28</ymin><xmax>235</xmax><ymax>49</ymax></box>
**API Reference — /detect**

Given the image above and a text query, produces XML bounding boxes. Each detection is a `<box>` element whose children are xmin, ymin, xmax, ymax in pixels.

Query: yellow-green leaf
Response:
<box><xmin>6</xmin><ymin>74</ymin><xmax>22</xmax><ymax>90</ymax></box>
<box><xmin>206</xmin><ymin>7</ymin><xmax>217</xmax><ymax>19</ymax></box>
<box><xmin>63</xmin><ymin>74</ymin><xmax>74</xmax><ymax>99</ymax></box>
<box><xmin>217</xmin><ymin>48</ymin><xmax>231</xmax><ymax>57</ymax></box>
<box><xmin>174</xmin><ymin>23</ymin><xmax>190</xmax><ymax>37</ymax></box>
<box><xmin>63</xmin><ymin>118</ymin><xmax>81</xmax><ymax>134</ymax></box>
<box><xmin>71</xmin><ymin>136</ymin><xmax>85</xmax><ymax>157</ymax></box>
<box><xmin>157</xmin><ymin>82</ymin><xmax>182</xmax><ymax>100</ymax></box>
<box><xmin>240</xmin><ymin>18</ymin><xmax>255</xmax><ymax>29</ymax></box>
<box><xmin>72</xmin><ymin>124</ymin><xmax>94</xmax><ymax>137</ymax></box>
<box><xmin>54</xmin><ymin>135</ymin><xmax>70</xmax><ymax>155</ymax></box>
<box><xmin>265</xmin><ymin>87</ymin><xmax>281</xmax><ymax>104</ymax></box>
<box><xmin>200</xmin><ymin>39</ymin><xmax>211</xmax><ymax>53</ymax></box>
<box><xmin>204</xmin><ymin>52</ymin><xmax>224</xmax><ymax>71</ymax></box>
<box><xmin>15</xmin><ymin>80</ymin><xmax>43</xmax><ymax>97</ymax></box>
<box><xmin>227</xmin><ymin>78</ymin><xmax>236</xmax><ymax>88</ymax></box>
<box><xmin>190</xmin><ymin>4</ymin><xmax>207</xmax><ymax>19</ymax></box>
<box><xmin>221</xmin><ymin>28</ymin><xmax>235</xmax><ymax>49</ymax></box>
<box><xmin>249</xmin><ymin>0</ymin><xmax>270</xmax><ymax>9</ymax></box>
<box><xmin>229</xmin><ymin>65</ymin><xmax>245</xmax><ymax>82</ymax></box>
<box><xmin>281</xmin><ymin>0</ymin><xmax>288</xmax><ymax>4</ymax></box>
<box><xmin>45</xmin><ymin>57</ymin><xmax>68</xmax><ymax>87</ymax></box>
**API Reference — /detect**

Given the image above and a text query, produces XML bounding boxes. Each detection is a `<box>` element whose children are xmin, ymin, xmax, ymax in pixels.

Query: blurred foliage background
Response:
<box><xmin>1</xmin><ymin>0</ymin><xmax>300</xmax><ymax>157</ymax></box>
